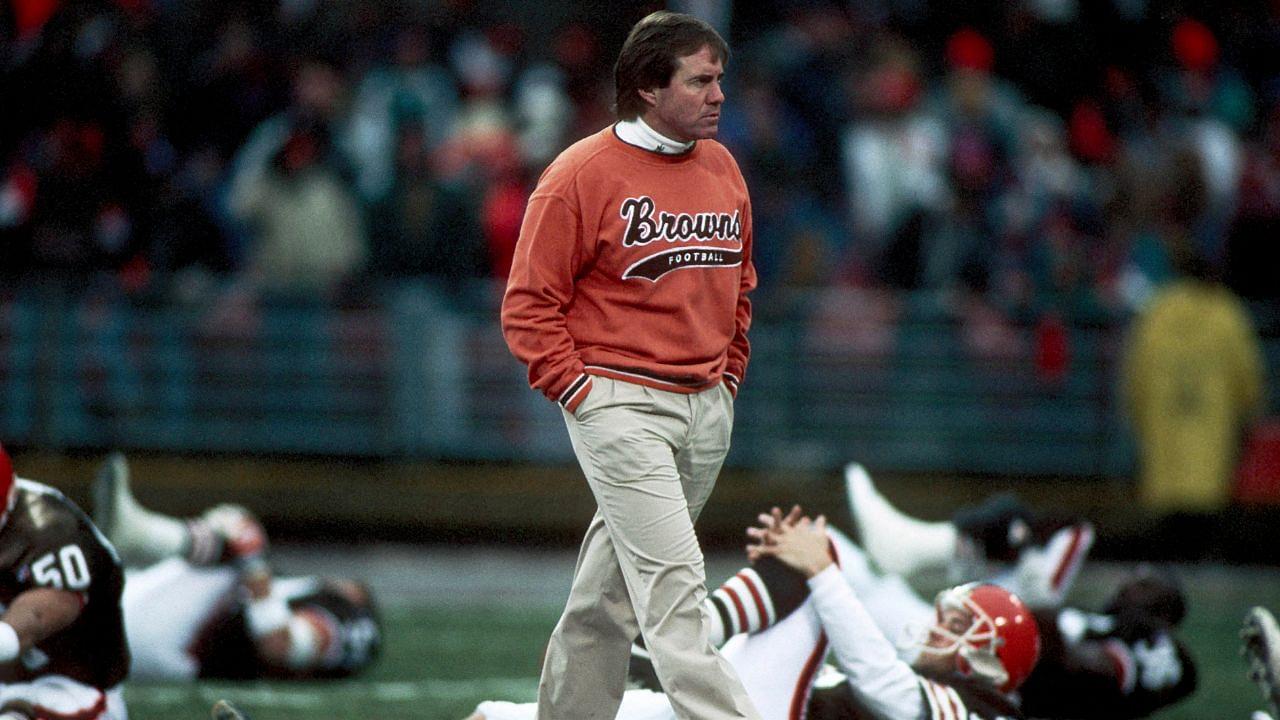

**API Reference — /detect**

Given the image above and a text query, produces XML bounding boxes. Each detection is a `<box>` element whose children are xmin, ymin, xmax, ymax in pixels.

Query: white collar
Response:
<box><xmin>615</xmin><ymin>117</ymin><xmax>695</xmax><ymax>154</ymax></box>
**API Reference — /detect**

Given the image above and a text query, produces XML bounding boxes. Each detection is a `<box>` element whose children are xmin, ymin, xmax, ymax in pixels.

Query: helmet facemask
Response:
<box><xmin>918</xmin><ymin>586</ymin><xmax>1008</xmax><ymax>690</ymax></box>
<box><xmin>916</xmin><ymin>583</ymin><xmax>1039</xmax><ymax>693</ymax></box>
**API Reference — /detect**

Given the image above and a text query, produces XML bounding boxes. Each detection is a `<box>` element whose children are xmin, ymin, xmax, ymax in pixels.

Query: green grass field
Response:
<box><xmin>124</xmin><ymin>604</ymin><xmax>551</xmax><ymax>720</ymax></box>
<box><xmin>120</xmin><ymin>560</ymin><xmax>1280</xmax><ymax>720</ymax></box>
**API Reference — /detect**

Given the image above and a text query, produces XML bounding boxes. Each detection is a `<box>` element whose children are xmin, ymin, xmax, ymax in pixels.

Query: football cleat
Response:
<box><xmin>210</xmin><ymin>700</ymin><xmax>251</xmax><ymax>720</ymax></box>
<box><xmin>1243</xmin><ymin>606</ymin><xmax>1280</xmax><ymax>720</ymax></box>
<box><xmin>844</xmin><ymin>463</ymin><xmax>957</xmax><ymax>579</ymax></box>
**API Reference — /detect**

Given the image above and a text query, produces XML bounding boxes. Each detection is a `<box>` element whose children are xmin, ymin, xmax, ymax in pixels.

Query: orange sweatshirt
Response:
<box><xmin>501</xmin><ymin>125</ymin><xmax>755</xmax><ymax>413</ymax></box>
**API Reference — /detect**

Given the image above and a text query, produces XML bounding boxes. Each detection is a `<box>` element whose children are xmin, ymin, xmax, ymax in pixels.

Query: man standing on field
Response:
<box><xmin>500</xmin><ymin>10</ymin><xmax>761</xmax><ymax>720</ymax></box>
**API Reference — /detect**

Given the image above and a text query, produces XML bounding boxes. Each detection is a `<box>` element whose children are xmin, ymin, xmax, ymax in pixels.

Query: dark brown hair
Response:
<box><xmin>613</xmin><ymin>11</ymin><xmax>729</xmax><ymax>120</ymax></box>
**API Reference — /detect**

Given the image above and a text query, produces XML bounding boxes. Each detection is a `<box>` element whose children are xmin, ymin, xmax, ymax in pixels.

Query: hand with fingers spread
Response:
<box><xmin>747</xmin><ymin>509</ymin><xmax>834</xmax><ymax>578</ymax></box>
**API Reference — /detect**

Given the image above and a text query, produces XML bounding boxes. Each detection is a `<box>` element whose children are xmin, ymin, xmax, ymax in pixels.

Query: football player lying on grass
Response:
<box><xmin>634</xmin><ymin>507</ymin><xmax>1194</xmax><ymax>720</ymax></box>
<box><xmin>93</xmin><ymin>454</ymin><xmax>382</xmax><ymax>681</ymax></box>
<box><xmin>470</xmin><ymin>506</ymin><xmax>1042</xmax><ymax>720</ymax></box>
<box><xmin>470</xmin><ymin>463</ymin><xmax>1198</xmax><ymax>720</ymax></box>
<box><xmin>842</xmin><ymin>463</ymin><xmax>1197</xmax><ymax>719</ymax></box>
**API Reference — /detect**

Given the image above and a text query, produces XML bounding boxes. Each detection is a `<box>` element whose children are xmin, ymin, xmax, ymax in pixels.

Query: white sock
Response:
<box><xmin>845</xmin><ymin>463</ymin><xmax>958</xmax><ymax>578</ymax></box>
<box><xmin>114</xmin><ymin>504</ymin><xmax>190</xmax><ymax>565</ymax></box>
<box><xmin>100</xmin><ymin>455</ymin><xmax>190</xmax><ymax>565</ymax></box>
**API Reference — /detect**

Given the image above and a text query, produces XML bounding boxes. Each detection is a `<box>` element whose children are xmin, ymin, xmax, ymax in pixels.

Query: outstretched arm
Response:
<box><xmin>749</xmin><ymin>512</ymin><xmax>927</xmax><ymax>720</ymax></box>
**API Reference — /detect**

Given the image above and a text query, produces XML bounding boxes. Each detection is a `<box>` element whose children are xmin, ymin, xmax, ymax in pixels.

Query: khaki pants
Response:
<box><xmin>537</xmin><ymin>377</ymin><xmax>760</xmax><ymax>720</ymax></box>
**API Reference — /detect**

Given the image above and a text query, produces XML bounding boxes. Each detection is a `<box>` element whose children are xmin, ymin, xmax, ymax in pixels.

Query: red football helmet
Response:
<box><xmin>0</xmin><ymin>442</ymin><xmax>14</xmax><ymax>527</ymax></box>
<box><xmin>929</xmin><ymin>582</ymin><xmax>1041</xmax><ymax>693</ymax></box>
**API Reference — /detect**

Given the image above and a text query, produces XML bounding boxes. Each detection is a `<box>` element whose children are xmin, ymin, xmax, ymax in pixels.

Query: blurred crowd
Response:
<box><xmin>2</xmin><ymin>0</ymin><xmax>1279</xmax><ymax>328</ymax></box>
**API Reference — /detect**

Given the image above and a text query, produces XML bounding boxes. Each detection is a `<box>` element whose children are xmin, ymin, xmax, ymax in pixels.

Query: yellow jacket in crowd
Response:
<box><xmin>1122</xmin><ymin>279</ymin><xmax>1266</xmax><ymax>512</ymax></box>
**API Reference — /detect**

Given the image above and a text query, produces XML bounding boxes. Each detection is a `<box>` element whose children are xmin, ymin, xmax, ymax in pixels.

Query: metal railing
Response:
<box><xmin>3</xmin><ymin>279</ymin><xmax>1275</xmax><ymax>477</ymax></box>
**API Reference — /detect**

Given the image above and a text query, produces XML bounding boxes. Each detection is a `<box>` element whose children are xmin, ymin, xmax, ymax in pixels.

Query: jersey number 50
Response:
<box><xmin>32</xmin><ymin>545</ymin><xmax>91</xmax><ymax>590</ymax></box>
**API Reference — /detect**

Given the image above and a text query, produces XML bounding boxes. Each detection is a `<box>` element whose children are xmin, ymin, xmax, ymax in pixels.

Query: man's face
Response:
<box><xmin>912</xmin><ymin>606</ymin><xmax>973</xmax><ymax>676</ymax></box>
<box><xmin>641</xmin><ymin>44</ymin><xmax>725</xmax><ymax>142</ymax></box>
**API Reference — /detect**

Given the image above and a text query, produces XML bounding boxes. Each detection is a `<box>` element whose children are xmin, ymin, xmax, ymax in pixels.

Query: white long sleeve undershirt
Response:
<box><xmin>807</xmin><ymin>565</ymin><xmax>927</xmax><ymax>720</ymax></box>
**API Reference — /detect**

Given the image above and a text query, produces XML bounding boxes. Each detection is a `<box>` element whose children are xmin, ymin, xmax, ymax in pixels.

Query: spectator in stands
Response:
<box><xmin>839</xmin><ymin>36</ymin><xmax>947</xmax><ymax>290</ymax></box>
<box><xmin>431</xmin><ymin>30</ymin><xmax>524</xmax><ymax>285</ymax></box>
<box><xmin>1226</xmin><ymin>106</ymin><xmax>1280</xmax><ymax>302</ymax></box>
<box><xmin>720</xmin><ymin>65</ymin><xmax>827</xmax><ymax>288</ymax></box>
<box><xmin>365</xmin><ymin>117</ymin><xmax>486</xmax><ymax>283</ymax></box>
<box><xmin>5</xmin><ymin>117</ymin><xmax>128</xmax><ymax>277</ymax></box>
<box><xmin>1155</xmin><ymin>18</ymin><xmax>1254</xmax><ymax>268</ymax></box>
<box><xmin>1159</xmin><ymin>18</ymin><xmax>1256</xmax><ymax>135</ymax></box>
<box><xmin>225</xmin><ymin>59</ymin><xmax>368</xmax><ymax>301</ymax></box>
<box><xmin>1120</xmin><ymin>241</ymin><xmax>1267</xmax><ymax>558</ymax></box>
<box><xmin>3</xmin><ymin>0</ymin><xmax>1280</xmax><ymax>337</ymax></box>
<box><xmin>546</xmin><ymin>22</ymin><xmax>615</xmax><ymax>142</ymax></box>
<box><xmin>919</xmin><ymin>27</ymin><xmax>1024</xmax><ymax>298</ymax></box>
<box><xmin>511</xmin><ymin>63</ymin><xmax>573</xmax><ymax>171</ymax></box>
<box><xmin>348</xmin><ymin>26</ymin><xmax>460</xmax><ymax>203</ymax></box>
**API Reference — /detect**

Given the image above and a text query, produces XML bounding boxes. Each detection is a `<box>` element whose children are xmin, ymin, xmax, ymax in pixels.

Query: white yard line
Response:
<box><xmin>127</xmin><ymin>678</ymin><xmax>540</xmax><ymax>705</ymax></box>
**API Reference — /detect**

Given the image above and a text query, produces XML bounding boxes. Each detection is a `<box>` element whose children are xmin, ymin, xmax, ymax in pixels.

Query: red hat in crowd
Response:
<box><xmin>1172</xmin><ymin>18</ymin><xmax>1218</xmax><ymax>72</ymax></box>
<box><xmin>946</xmin><ymin>28</ymin><xmax>995</xmax><ymax>73</ymax></box>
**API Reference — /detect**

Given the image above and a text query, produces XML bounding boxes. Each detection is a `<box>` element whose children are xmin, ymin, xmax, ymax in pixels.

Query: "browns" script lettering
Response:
<box><xmin>619</xmin><ymin>196</ymin><xmax>742</xmax><ymax>247</ymax></box>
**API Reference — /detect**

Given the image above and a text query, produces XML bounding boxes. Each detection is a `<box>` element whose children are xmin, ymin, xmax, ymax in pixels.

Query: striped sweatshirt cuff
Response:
<box><xmin>723</xmin><ymin>372</ymin><xmax>741</xmax><ymax>397</ymax></box>
<box><xmin>557</xmin><ymin>373</ymin><xmax>593</xmax><ymax>414</ymax></box>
